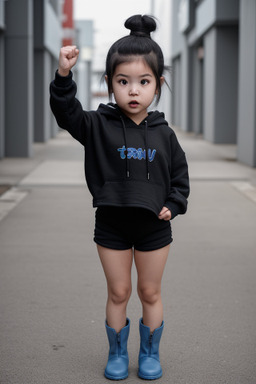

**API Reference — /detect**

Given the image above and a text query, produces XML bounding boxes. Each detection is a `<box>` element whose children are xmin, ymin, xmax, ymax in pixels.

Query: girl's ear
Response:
<box><xmin>156</xmin><ymin>76</ymin><xmax>165</xmax><ymax>94</ymax></box>
<box><xmin>105</xmin><ymin>75</ymin><xmax>113</xmax><ymax>94</ymax></box>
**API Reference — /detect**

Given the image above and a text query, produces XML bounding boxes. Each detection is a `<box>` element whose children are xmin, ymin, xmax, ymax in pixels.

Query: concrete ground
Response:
<box><xmin>0</xmin><ymin>129</ymin><xmax>256</xmax><ymax>384</ymax></box>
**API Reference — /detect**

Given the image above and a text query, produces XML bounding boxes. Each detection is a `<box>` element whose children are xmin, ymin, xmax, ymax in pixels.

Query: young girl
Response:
<box><xmin>50</xmin><ymin>14</ymin><xmax>189</xmax><ymax>381</ymax></box>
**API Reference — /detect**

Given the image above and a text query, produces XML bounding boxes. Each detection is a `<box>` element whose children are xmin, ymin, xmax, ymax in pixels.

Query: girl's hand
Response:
<box><xmin>58</xmin><ymin>46</ymin><xmax>79</xmax><ymax>77</ymax></box>
<box><xmin>158</xmin><ymin>206</ymin><xmax>172</xmax><ymax>221</ymax></box>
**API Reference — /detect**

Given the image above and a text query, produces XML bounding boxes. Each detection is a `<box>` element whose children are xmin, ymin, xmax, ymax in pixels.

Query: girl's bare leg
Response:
<box><xmin>97</xmin><ymin>245</ymin><xmax>133</xmax><ymax>332</ymax></box>
<box><xmin>134</xmin><ymin>245</ymin><xmax>170</xmax><ymax>331</ymax></box>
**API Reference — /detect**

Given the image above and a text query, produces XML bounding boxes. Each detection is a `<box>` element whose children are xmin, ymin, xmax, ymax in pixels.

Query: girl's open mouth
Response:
<box><xmin>129</xmin><ymin>101</ymin><xmax>139</xmax><ymax>107</ymax></box>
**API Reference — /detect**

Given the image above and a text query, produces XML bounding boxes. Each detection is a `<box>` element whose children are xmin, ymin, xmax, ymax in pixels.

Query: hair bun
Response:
<box><xmin>124</xmin><ymin>14</ymin><xmax>156</xmax><ymax>38</ymax></box>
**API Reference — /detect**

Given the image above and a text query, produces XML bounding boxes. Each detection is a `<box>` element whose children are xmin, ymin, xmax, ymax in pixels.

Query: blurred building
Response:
<box><xmin>75</xmin><ymin>19</ymin><xmax>93</xmax><ymax>111</ymax></box>
<box><xmin>171</xmin><ymin>0</ymin><xmax>256</xmax><ymax>167</ymax></box>
<box><xmin>62</xmin><ymin>0</ymin><xmax>74</xmax><ymax>46</ymax></box>
<box><xmin>151</xmin><ymin>0</ymin><xmax>172</xmax><ymax>125</ymax></box>
<box><xmin>0</xmin><ymin>0</ymin><xmax>93</xmax><ymax>159</ymax></box>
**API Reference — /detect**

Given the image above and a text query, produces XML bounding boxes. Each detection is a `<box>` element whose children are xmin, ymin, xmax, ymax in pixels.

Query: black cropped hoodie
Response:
<box><xmin>50</xmin><ymin>71</ymin><xmax>189</xmax><ymax>219</ymax></box>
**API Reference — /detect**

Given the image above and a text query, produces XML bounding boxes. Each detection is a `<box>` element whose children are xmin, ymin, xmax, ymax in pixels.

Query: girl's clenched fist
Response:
<box><xmin>58</xmin><ymin>45</ymin><xmax>79</xmax><ymax>77</ymax></box>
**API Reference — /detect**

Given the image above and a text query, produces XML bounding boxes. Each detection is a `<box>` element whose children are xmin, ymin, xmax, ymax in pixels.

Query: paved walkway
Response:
<box><xmin>0</xmin><ymin>130</ymin><xmax>256</xmax><ymax>384</ymax></box>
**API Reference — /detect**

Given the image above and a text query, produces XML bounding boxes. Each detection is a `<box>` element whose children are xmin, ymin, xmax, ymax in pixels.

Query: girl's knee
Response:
<box><xmin>108</xmin><ymin>285</ymin><xmax>132</xmax><ymax>306</ymax></box>
<box><xmin>137</xmin><ymin>285</ymin><xmax>161</xmax><ymax>306</ymax></box>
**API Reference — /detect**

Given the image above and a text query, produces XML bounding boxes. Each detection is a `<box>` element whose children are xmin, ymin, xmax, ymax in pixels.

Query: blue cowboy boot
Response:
<box><xmin>138</xmin><ymin>318</ymin><xmax>164</xmax><ymax>380</ymax></box>
<box><xmin>104</xmin><ymin>318</ymin><xmax>130</xmax><ymax>380</ymax></box>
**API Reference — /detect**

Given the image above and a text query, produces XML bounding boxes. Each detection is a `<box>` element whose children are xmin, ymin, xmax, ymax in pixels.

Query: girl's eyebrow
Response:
<box><xmin>115</xmin><ymin>73</ymin><xmax>153</xmax><ymax>78</ymax></box>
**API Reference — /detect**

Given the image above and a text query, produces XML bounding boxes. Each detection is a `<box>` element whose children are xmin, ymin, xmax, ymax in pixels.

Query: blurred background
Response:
<box><xmin>0</xmin><ymin>0</ymin><xmax>255</xmax><ymax>168</ymax></box>
<box><xmin>0</xmin><ymin>3</ymin><xmax>256</xmax><ymax>383</ymax></box>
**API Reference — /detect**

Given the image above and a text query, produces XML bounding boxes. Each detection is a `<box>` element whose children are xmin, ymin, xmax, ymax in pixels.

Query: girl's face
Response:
<box><xmin>108</xmin><ymin>57</ymin><xmax>163</xmax><ymax>125</ymax></box>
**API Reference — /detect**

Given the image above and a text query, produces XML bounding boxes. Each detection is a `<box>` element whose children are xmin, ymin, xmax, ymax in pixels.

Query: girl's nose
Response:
<box><xmin>129</xmin><ymin>87</ymin><xmax>139</xmax><ymax>96</ymax></box>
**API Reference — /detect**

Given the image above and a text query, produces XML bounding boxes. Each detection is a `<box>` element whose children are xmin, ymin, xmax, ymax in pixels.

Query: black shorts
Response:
<box><xmin>94</xmin><ymin>206</ymin><xmax>172</xmax><ymax>252</ymax></box>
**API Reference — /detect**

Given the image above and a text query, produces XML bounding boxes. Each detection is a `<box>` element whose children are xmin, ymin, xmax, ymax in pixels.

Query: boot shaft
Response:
<box><xmin>105</xmin><ymin>319</ymin><xmax>130</xmax><ymax>358</ymax></box>
<box><xmin>139</xmin><ymin>318</ymin><xmax>164</xmax><ymax>360</ymax></box>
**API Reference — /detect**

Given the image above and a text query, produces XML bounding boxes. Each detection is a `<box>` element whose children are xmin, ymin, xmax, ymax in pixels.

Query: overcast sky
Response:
<box><xmin>73</xmin><ymin>0</ymin><xmax>171</xmax><ymax>71</ymax></box>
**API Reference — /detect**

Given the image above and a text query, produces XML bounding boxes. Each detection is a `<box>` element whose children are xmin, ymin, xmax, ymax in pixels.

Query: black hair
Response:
<box><xmin>105</xmin><ymin>14</ymin><xmax>167</xmax><ymax>104</ymax></box>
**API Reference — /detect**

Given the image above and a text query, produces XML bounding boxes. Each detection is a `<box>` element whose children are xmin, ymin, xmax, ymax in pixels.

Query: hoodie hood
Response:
<box><xmin>98</xmin><ymin>103</ymin><xmax>168</xmax><ymax>128</ymax></box>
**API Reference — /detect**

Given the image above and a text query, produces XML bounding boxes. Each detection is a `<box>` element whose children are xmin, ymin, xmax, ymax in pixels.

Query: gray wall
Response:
<box><xmin>5</xmin><ymin>0</ymin><xmax>34</xmax><ymax>157</ymax></box>
<box><xmin>0</xmin><ymin>0</ymin><xmax>5</xmax><ymax>158</ymax></box>
<box><xmin>75</xmin><ymin>20</ymin><xmax>94</xmax><ymax>111</ymax></box>
<box><xmin>171</xmin><ymin>0</ymin><xmax>187</xmax><ymax>130</ymax></box>
<box><xmin>204</xmin><ymin>26</ymin><xmax>238</xmax><ymax>143</ymax></box>
<box><xmin>237</xmin><ymin>0</ymin><xmax>256</xmax><ymax>167</ymax></box>
<box><xmin>0</xmin><ymin>0</ymin><xmax>63</xmax><ymax>158</ymax></box>
<box><xmin>0</xmin><ymin>0</ymin><xmax>4</xmax><ymax>29</ymax></box>
<box><xmin>203</xmin><ymin>28</ymin><xmax>215</xmax><ymax>142</ymax></box>
<box><xmin>44</xmin><ymin>0</ymin><xmax>62</xmax><ymax>59</ymax></box>
<box><xmin>214</xmin><ymin>27</ymin><xmax>238</xmax><ymax>144</ymax></box>
<box><xmin>191</xmin><ymin>45</ymin><xmax>204</xmax><ymax>135</ymax></box>
<box><xmin>34</xmin><ymin>0</ymin><xmax>61</xmax><ymax>143</ymax></box>
<box><xmin>172</xmin><ymin>56</ymin><xmax>181</xmax><ymax>127</ymax></box>
<box><xmin>171</xmin><ymin>0</ymin><xmax>244</xmax><ymax>150</ymax></box>
<box><xmin>0</xmin><ymin>29</ymin><xmax>4</xmax><ymax>158</ymax></box>
<box><xmin>171</xmin><ymin>0</ymin><xmax>184</xmax><ymax>59</ymax></box>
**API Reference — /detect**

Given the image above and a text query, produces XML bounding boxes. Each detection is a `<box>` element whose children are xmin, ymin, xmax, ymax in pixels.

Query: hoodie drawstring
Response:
<box><xmin>120</xmin><ymin>116</ymin><xmax>130</xmax><ymax>178</ymax></box>
<box><xmin>145</xmin><ymin>120</ymin><xmax>150</xmax><ymax>180</ymax></box>
<box><xmin>120</xmin><ymin>116</ymin><xmax>150</xmax><ymax>180</ymax></box>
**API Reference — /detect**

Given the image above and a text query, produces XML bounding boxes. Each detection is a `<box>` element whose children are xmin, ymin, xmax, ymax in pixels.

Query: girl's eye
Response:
<box><xmin>119</xmin><ymin>79</ymin><xmax>128</xmax><ymax>85</ymax></box>
<box><xmin>141</xmin><ymin>79</ymin><xmax>149</xmax><ymax>85</ymax></box>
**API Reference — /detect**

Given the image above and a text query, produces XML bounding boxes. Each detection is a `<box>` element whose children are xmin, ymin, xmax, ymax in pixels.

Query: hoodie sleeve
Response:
<box><xmin>164</xmin><ymin>132</ymin><xmax>190</xmax><ymax>220</ymax></box>
<box><xmin>49</xmin><ymin>70</ymin><xmax>91</xmax><ymax>146</ymax></box>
